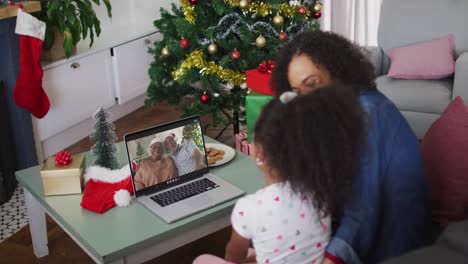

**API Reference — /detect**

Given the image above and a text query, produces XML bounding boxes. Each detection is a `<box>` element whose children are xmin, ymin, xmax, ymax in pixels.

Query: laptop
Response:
<box><xmin>124</xmin><ymin>116</ymin><xmax>245</xmax><ymax>223</ymax></box>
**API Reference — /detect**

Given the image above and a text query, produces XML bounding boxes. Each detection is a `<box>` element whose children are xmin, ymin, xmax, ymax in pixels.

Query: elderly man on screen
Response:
<box><xmin>133</xmin><ymin>137</ymin><xmax>178</xmax><ymax>191</ymax></box>
<box><xmin>164</xmin><ymin>133</ymin><xmax>205</xmax><ymax>176</ymax></box>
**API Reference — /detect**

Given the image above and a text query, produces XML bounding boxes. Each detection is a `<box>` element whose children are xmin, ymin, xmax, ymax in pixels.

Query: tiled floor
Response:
<box><xmin>0</xmin><ymin>185</ymin><xmax>28</xmax><ymax>242</ymax></box>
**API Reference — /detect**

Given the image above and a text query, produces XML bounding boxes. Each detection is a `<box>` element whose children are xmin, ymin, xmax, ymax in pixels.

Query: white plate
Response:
<box><xmin>205</xmin><ymin>143</ymin><xmax>236</xmax><ymax>167</ymax></box>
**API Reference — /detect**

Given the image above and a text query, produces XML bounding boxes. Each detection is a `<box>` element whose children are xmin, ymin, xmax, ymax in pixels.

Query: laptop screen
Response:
<box><xmin>124</xmin><ymin>116</ymin><xmax>208</xmax><ymax>196</ymax></box>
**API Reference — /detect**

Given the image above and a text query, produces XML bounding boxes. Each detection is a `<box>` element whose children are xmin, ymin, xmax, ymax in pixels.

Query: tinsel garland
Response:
<box><xmin>224</xmin><ymin>0</ymin><xmax>302</xmax><ymax>19</ymax></box>
<box><xmin>181</xmin><ymin>0</ymin><xmax>196</xmax><ymax>24</ymax></box>
<box><xmin>172</xmin><ymin>50</ymin><xmax>246</xmax><ymax>86</ymax></box>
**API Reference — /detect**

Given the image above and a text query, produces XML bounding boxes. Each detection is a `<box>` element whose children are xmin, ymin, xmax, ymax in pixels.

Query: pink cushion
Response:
<box><xmin>421</xmin><ymin>96</ymin><xmax>468</xmax><ymax>227</ymax></box>
<box><xmin>387</xmin><ymin>35</ymin><xmax>455</xmax><ymax>79</ymax></box>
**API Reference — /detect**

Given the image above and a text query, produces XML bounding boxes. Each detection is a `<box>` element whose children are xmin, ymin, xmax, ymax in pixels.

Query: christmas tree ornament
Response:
<box><xmin>161</xmin><ymin>47</ymin><xmax>171</xmax><ymax>57</ymax></box>
<box><xmin>13</xmin><ymin>9</ymin><xmax>50</xmax><ymax>119</ymax></box>
<box><xmin>279</xmin><ymin>31</ymin><xmax>288</xmax><ymax>41</ymax></box>
<box><xmin>188</xmin><ymin>0</ymin><xmax>198</xmax><ymax>5</ymax></box>
<box><xmin>313</xmin><ymin>1</ymin><xmax>322</xmax><ymax>13</ymax></box>
<box><xmin>256</xmin><ymin>35</ymin><xmax>267</xmax><ymax>48</ymax></box>
<box><xmin>208</xmin><ymin>42</ymin><xmax>218</xmax><ymax>54</ymax></box>
<box><xmin>213</xmin><ymin>93</ymin><xmax>220</xmax><ymax>97</ymax></box>
<box><xmin>231</xmin><ymin>49</ymin><xmax>241</xmax><ymax>60</ymax></box>
<box><xmin>180</xmin><ymin>37</ymin><xmax>190</xmax><ymax>49</ymax></box>
<box><xmin>239</xmin><ymin>0</ymin><xmax>249</xmax><ymax>10</ymax></box>
<box><xmin>273</xmin><ymin>14</ymin><xmax>284</xmax><ymax>27</ymax></box>
<box><xmin>298</xmin><ymin>5</ymin><xmax>307</xmax><ymax>15</ymax></box>
<box><xmin>314</xmin><ymin>11</ymin><xmax>322</xmax><ymax>19</ymax></box>
<box><xmin>200</xmin><ymin>92</ymin><xmax>210</xmax><ymax>103</ymax></box>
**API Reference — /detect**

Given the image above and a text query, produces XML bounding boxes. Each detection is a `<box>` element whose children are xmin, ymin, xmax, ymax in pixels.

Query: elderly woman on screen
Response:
<box><xmin>133</xmin><ymin>137</ymin><xmax>178</xmax><ymax>191</ymax></box>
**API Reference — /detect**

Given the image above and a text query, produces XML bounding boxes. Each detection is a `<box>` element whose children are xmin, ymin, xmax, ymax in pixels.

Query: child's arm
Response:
<box><xmin>225</xmin><ymin>229</ymin><xmax>251</xmax><ymax>263</ymax></box>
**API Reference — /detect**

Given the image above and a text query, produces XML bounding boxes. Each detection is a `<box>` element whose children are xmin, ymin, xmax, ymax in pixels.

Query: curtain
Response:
<box><xmin>321</xmin><ymin>0</ymin><xmax>382</xmax><ymax>46</ymax></box>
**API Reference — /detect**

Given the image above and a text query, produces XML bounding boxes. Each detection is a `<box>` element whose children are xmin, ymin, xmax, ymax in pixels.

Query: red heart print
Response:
<box><xmin>277</xmin><ymin>235</ymin><xmax>283</xmax><ymax>240</ymax></box>
<box><xmin>239</xmin><ymin>211</ymin><xmax>244</xmax><ymax>216</ymax></box>
<box><xmin>300</xmin><ymin>213</ymin><xmax>305</xmax><ymax>219</ymax></box>
<box><xmin>290</xmin><ymin>245</ymin><xmax>296</xmax><ymax>250</ymax></box>
<box><xmin>265</xmin><ymin>259</ymin><xmax>270</xmax><ymax>264</ymax></box>
<box><xmin>274</xmin><ymin>196</ymin><xmax>280</xmax><ymax>202</ymax></box>
<box><xmin>316</xmin><ymin>242</ymin><xmax>322</xmax><ymax>248</ymax></box>
<box><xmin>302</xmin><ymin>195</ymin><xmax>307</xmax><ymax>201</ymax></box>
<box><xmin>274</xmin><ymin>248</ymin><xmax>279</xmax><ymax>253</ymax></box>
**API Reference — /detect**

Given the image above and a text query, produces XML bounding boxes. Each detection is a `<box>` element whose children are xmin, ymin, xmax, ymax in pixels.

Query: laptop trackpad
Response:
<box><xmin>185</xmin><ymin>194</ymin><xmax>214</xmax><ymax>208</ymax></box>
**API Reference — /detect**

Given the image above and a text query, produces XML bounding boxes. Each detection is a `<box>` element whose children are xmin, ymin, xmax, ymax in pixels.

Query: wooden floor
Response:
<box><xmin>0</xmin><ymin>104</ymin><xmax>237</xmax><ymax>263</ymax></box>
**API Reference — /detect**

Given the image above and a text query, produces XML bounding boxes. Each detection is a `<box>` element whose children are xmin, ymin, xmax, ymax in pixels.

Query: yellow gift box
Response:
<box><xmin>40</xmin><ymin>153</ymin><xmax>86</xmax><ymax>196</ymax></box>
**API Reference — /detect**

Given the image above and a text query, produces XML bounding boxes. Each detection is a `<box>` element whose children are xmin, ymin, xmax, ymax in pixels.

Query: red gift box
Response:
<box><xmin>235</xmin><ymin>132</ymin><xmax>251</xmax><ymax>156</ymax></box>
<box><xmin>235</xmin><ymin>132</ymin><xmax>247</xmax><ymax>151</ymax></box>
<box><xmin>241</xmin><ymin>140</ymin><xmax>251</xmax><ymax>156</ymax></box>
<box><xmin>245</xmin><ymin>60</ymin><xmax>275</xmax><ymax>95</ymax></box>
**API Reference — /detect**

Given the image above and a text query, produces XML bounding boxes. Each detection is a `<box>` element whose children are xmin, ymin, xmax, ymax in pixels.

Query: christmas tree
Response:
<box><xmin>90</xmin><ymin>107</ymin><xmax>119</xmax><ymax>170</ymax></box>
<box><xmin>146</xmin><ymin>0</ymin><xmax>322</xmax><ymax>130</ymax></box>
<box><xmin>183</xmin><ymin>123</ymin><xmax>204</xmax><ymax>151</ymax></box>
<box><xmin>136</xmin><ymin>141</ymin><xmax>146</xmax><ymax>158</ymax></box>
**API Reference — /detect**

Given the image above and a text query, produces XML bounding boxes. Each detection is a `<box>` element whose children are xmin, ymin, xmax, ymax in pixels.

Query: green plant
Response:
<box><xmin>37</xmin><ymin>0</ymin><xmax>112</xmax><ymax>58</ymax></box>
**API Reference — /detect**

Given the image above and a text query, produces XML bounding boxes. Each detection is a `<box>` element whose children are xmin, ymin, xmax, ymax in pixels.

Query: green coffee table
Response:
<box><xmin>16</xmin><ymin>138</ymin><xmax>264</xmax><ymax>263</ymax></box>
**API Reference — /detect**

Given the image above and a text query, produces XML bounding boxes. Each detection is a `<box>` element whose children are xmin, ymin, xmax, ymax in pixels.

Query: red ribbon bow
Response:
<box><xmin>257</xmin><ymin>60</ymin><xmax>275</xmax><ymax>74</ymax></box>
<box><xmin>55</xmin><ymin>151</ymin><xmax>73</xmax><ymax>166</ymax></box>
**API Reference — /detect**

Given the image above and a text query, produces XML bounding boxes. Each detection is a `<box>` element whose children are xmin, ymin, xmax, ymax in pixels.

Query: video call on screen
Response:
<box><xmin>128</xmin><ymin>122</ymin><xmax>207</xmax><ymax>191</ymax></box>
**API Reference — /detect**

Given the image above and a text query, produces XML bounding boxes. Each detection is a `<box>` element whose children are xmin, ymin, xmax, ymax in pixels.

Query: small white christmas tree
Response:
<box><xmin>90</xmin><ymin>107</ymin><xmax>119</xmax><ymax>170</ymax></box>
<box><xmin>136</xmin><ymin>141</ymin><xmax>145</xmax><ymax>158</ymax></box>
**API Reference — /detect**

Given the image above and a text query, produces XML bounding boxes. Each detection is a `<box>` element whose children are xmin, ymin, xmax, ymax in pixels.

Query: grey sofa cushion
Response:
<box><xmin>376</xmin><ymin>76</ymin><xmax>452</xmax><ymax>114</ymax></box>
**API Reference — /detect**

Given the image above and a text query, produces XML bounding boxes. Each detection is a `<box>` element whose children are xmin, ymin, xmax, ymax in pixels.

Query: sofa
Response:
<box><xmin>365</xmin><ymin>0</ymin><xmax>468</xmax><ymax>139</ymax></box>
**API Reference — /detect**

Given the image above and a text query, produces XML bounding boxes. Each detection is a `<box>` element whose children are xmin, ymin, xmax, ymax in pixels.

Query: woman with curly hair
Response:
<box><xmin>271</xmin><ymin>30</ymin><xmax>432</xmax><ymax>264</ymax></box>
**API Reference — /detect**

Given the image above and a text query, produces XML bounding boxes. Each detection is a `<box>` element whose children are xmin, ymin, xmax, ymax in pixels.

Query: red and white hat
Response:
<box><xmin>149</xmin><ymin>136</ymin><xmax>163</xmax><ymax>147</ymax></box>
<box><xmin>80</xmin><ymin>165</ymin><xmax>134</xmax><ymax>214</ymax></box>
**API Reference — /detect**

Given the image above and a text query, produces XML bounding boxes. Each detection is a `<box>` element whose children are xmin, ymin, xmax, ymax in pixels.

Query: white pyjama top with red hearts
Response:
<box><xmin>231</xmin><ymin>182</ymin><xmax>331</xmax><ymax>264</ymax></box>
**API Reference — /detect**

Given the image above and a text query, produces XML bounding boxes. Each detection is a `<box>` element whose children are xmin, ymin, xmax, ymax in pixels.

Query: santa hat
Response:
<box><xmin>163</xmin><ymin>132</ymin><xmax>178</xmax><ymax>142</ymax></box>
<box><xmin>80</xmin><ymin>165</ymin><xmax>134</xmax><ymax>214</ymax></box>
<box><xmin>149</xmin><ymin>137</ymin><xmax>163</xmax><ymax>147</ymax></box>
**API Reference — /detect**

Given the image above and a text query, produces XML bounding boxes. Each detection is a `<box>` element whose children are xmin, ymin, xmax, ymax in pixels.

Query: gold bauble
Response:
<box><xmin>313</xmin><ymin>1</ymin><xmax>322</xmax><ymax>13</ymax></box>
<box><xmin>161</xmin><ymin>47</ymin><xmax>170</xmax><ymax>58</ymax></box>
<box><xmin>208</xmin><ymin>43</ymin><xmax>218</xmax><ymax>54</ymax></box>
<box><xmin>256</xmin><ymin>35</ymin><xmax>267</xmax><ymax>48</ymax></box>
<box><xmin>273</xmin><ymin>15</ymin><xmax>284</xmax><ymax>27</ymax></box>
<box><xmin>239</xmin><ymin>0</ymin><xmax>249</xmax><ymax>10</ymax></box>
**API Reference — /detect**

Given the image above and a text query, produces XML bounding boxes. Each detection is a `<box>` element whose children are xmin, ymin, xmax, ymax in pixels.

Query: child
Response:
<box><xmin>194</xmin><ymin>84</ymin><xmax>365</xmax><ymax>264</ymax></box>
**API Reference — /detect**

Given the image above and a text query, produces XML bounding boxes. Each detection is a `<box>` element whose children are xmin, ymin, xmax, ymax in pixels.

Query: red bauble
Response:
<box><xmin>188</xmin><ymin>0</ymin><xmax>198</xmax><ymax>5</ymax></box>
<box><xmin>200</xmin><ymin>92</ymin><xmax>210</xmax><ymax>103</ymax></box>
<box><xmin>314</xmin><ymin>12</ymin><xmax>322</xmax><ymax>19</ymax></box>
<box><xmin>231</xmin><ymin>49</ymin><xmax>241</xmax><ymax>60</ymax></box>
<box><xmin>180</xmin><ymin>38</ymin><xmax>190</xmax><ymax>49</ymax></box>
<box><xmin>298</xmin><ymin>6</ymin><xmax>307</xmax><ymax>15</ymax></box>
<box><xmin>279</xmin><ymin>31</ymin><xmax>288</xmax><ymax>41</ymax></box>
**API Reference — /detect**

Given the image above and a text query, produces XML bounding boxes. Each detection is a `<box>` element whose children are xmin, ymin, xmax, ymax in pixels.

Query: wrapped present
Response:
<box><xmin>241</xmin><ymin>140</ymin><xmax>251</xmax><ymax>156</ymax></box>
<box><xmin>40</xmin><ymin>152</ymin><xmax>86</xmax><ymax>196</ymax></box>
<box><xmin>235</xmin><ymin>132</ymin><xmax>247</xmax><ymax>152</ymax></box>
<box><xmin>235</xmin><ymin>132</ymin><xmax>251</xmax><ymax>155</ymax></box>
<box><xmin>245</xmin><ymin>60</ymin><xmax>275</xmax><ymax>95</ymax></box>
<box><xmin>246</xmin><ymin>91</ymin><xmax>273</xmax><ymax>142</ymax></box>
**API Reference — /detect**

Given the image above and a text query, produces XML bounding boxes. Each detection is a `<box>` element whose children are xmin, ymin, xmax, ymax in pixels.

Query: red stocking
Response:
<box><xmin>13</xmin><ymin>9</ymin><xmax>50</xmax><ymax>119</ymax></box>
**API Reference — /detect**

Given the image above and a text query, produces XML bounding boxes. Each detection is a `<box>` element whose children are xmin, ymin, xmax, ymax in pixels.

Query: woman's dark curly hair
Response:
<box><xmin>271</xmin><ymin>30</ymin><xmax>376</xmax><ymax>95</ymax></box>
<box><xmin>254</xmin><ymin>84</ymin><xmax>365</xmax><ymax>217</ymax></box>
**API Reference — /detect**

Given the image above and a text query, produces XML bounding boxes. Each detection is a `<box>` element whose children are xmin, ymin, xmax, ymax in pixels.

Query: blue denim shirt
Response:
<box><xmin>326</xmin><ymin>89</ymin><xmax>432</xmax><ymax>264</ymax></box>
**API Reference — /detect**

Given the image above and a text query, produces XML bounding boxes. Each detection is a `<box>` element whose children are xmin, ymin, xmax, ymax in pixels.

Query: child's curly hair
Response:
<box><xmin>254</xmin><ymin>84</ymin><xmax>365</xmax><ymax>217</ymax></box>
<box><xmin>271</xmin><ymin>30</ymin><xmax>376</xmax><ymax>95</ymax></box>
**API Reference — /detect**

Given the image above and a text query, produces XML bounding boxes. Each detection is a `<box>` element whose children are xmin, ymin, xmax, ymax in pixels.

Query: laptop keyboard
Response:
<box><xmin>150</xmin><ymin>178</ymin><xmax>220</xmax><ymax>207</ymax></box>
